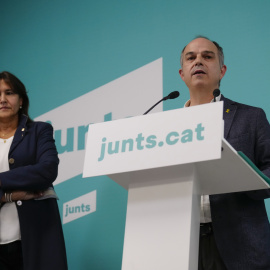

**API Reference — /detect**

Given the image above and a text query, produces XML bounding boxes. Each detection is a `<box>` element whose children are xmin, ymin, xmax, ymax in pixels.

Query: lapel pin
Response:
<box><xmin>226</xmin><ymin>109</ymin><xmax>230</xmax><ymax>113</ymax></box>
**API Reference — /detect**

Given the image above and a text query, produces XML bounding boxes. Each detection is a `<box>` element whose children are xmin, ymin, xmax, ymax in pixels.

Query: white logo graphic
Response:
<box><xmin>63</xmin><ymin>190</ymin><xmax>97</xmax><ymax>224</ymax></box>
<box><xmin>35</xmin><ymin>58</ymin><xmax>163</xmax><ymax>185</ymax></box>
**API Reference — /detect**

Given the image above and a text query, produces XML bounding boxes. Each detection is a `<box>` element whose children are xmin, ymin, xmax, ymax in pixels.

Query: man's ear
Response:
<box><xmin>179</xmin><ymin>68</ymin><xmax>184</xmax><ymax>81</ymax></box>
<box><xmin>219</xmin><ymin>65</ymin><xmax>227</xmax><ymax>80</ymax></box>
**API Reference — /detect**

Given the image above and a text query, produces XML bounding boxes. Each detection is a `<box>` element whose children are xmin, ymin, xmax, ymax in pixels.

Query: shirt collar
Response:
<box><xmin>184</xmin><ymin>93</ymin><xmax>221</xmax><ymax>107</ymax></box>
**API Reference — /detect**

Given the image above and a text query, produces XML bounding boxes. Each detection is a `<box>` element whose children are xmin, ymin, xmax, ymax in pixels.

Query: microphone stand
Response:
<box><xmin>143</xmin><ymin>91</ymin><xmax>180</xmax><ymax>115</ymax></box>
<box><xmin>143</xmin><ymin>98</ymin><xmax>165</xmax><ymax>115</ymax></box>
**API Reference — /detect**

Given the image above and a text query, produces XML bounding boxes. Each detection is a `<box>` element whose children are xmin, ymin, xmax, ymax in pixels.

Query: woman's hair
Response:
<box><xmin>0</xmin><ymin>71</ymin><xmax>31</xmax><ymax>119</ymax></box>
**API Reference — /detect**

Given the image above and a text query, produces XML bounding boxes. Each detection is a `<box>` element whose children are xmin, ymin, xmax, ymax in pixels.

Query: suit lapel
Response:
<box><xmin>222</xmin><ymin>96</ymin><xmax>237</xmax><ymax>139</ymax></box>
<box><xmin>9</xmin><ymin>115</ymin><xmax>28</xmax><ymax>155</ymax></box>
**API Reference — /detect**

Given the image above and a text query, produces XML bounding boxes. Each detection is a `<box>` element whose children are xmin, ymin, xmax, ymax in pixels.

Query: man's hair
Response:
<box><xmin>180</xmin><ymin>36</ymin><xmax>224</xmax><ymax>68</ymax></box>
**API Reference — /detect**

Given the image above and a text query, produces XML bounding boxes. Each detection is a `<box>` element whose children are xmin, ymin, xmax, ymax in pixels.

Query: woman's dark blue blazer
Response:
<box><xmin>0</xmin><ymin>114</ymin><xmax>68</xmax><ymax>270</ymax></box>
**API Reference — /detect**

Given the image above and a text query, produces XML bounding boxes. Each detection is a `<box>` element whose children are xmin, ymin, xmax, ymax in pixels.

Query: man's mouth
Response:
<box><xmin>193</xmin><ymin>69</ymin><xmax>206</xmax><ymax>75</ymax></box>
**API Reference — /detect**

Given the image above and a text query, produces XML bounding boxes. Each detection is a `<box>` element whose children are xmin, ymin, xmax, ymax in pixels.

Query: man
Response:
<box><xmin>179</xmin><ymin>37</ymin><xmax>270</xmax><ymax>270</ymax></box>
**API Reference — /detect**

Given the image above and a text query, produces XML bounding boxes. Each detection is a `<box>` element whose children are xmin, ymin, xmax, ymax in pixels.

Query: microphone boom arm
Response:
<box><xmin>143</xmin><ymin>98</ymin><xmax>164</xmax><ymax>115</ymax></box>
<box><xmin>143</xmin><ymin>91</ymin><xmax>180</xmax><ymax>115</ymax></box>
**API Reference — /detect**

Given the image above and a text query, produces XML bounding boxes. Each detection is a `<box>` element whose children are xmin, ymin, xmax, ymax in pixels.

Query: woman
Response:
<box><xmin>0</xmin><ymin>71</ymin><xmax>68</xmax><ymax>270</ymax></box>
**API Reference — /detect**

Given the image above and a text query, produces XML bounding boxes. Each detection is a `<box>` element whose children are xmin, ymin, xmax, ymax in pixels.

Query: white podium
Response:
<box><xmin>83</xmin><ymin>102</ymin><xmax>270</xmax><ymax>270</ymax></box>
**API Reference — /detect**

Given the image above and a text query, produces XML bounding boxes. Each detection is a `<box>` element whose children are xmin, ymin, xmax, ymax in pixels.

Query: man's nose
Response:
<box><xmin>195</xmin><ymin>55</ymin><xmax>203</xmax><ymax>66</ymax></box>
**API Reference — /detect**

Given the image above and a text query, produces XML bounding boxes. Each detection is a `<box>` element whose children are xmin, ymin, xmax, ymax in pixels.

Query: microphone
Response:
<box><xmin>163</xmin><ymin>91</ymin><xmax>180</xmax><ymax>100</ymax></box>
<box><xmin>143</xmin><ymin>91</ymin><xmax>180</xmax><ymax>115</ymax></box>
<box><xmin>213</xmin><ymin>89</ymin><xmax>220</xmax><ymax>102</ymax></box>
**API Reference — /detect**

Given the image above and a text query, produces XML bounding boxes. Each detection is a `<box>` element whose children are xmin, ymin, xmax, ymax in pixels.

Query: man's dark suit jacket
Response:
<box><xmin>0</xmin><ymin>115</ymin><xmax>68</xmax><ymax>270</ymax></box>
<box><xmin>210</xmin><ymin>96</ymin><xmax>270</xmax><ymax>270</ymax></box>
